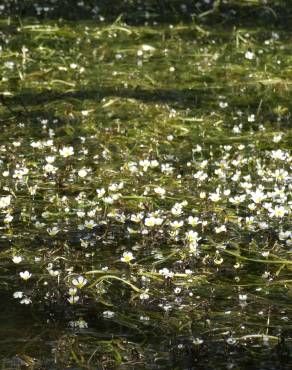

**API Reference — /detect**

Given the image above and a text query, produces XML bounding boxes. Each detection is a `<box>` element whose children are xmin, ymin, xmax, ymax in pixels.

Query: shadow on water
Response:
<box><xmin>2</xmin><ymin>86</ymin><xmax>216</xmax><ymax>109</ymax></box>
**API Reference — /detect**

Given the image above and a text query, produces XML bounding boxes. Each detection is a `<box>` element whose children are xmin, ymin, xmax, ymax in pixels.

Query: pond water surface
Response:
<box><xmin>0</xmin><ymin>1</ymin><xmax>292</xmax><ymax>369</ymax></box>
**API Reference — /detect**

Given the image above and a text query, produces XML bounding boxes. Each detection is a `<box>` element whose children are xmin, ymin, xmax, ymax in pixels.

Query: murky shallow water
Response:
<box><xmin>0</xmin><ymin>1</ymin><xmax>292</xmax><ymax>369</ymax></box>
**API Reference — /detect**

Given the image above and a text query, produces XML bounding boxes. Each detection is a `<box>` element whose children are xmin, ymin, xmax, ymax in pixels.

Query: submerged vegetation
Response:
<box><xmin>0</xmin><ymin>0</ymin><xmax>291</xmax><ymax>369</ymax></box>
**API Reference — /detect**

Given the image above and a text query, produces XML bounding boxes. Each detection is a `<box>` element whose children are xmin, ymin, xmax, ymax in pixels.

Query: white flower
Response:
<box><xmin>78</xmin><ymin>168</ymin><xmax>88</xmax><ymax>178</ymax></box>
<box><xmin>59</xmin><ymin>146</ymin><xmax>74</xmax><ymax>158</ymax></box>
<box><xmin>121</xmin><ymin>251</ymin><xmax>135</xmax><ymax>264</ymax></box>
<box><xmin>84</xmin><ymin>220</ymin><xmax>96</xmax><ymax>229</ymax></box>
<box><xmin>271</xmin><ymin>149</ymin><xmax>286</xmax><ymax>161</ymax></box>
<box><xmin>209</xmin><ymin>192</ymin><xmax>221</xmax><ymax>202</ymax></box>
<box><xmin>72</xmin><ymin>276</ymin><xmax>87</xmax><ymax>289</ymax></box>
<box><xmin>245</xmin><ymin>50</ymin><xmax>254</xmax><ymax>60</ymax></box>
<box><xmin>96</xmin><ymin>188</ymin><xmax>105</xmax><ymax>198</ymax></box>
<box><xmin>45</xmin><ymin>156</ymin><xmax>55</xmax><ymax>163</ymax></box>
<box><xmin>103</xmin><ymin>196</ymin><xmax>114</xmax><ymax>204</ymax></box>
<box><xmin>47</xmin><ymin>226</ymin><xmax>60</xmax><ymax>236</ymax></box>
<box><xmin>250</xmin><ymin>189</ymin><xmax>266</xmax><ymax>204</ymax></box>
<box><xmin>232</xmin><ymin>125</ymin><xmax>241</xmax><ymax>134</ymax></box>
<box><xmin>69</xmin><ymin>288</ymin><xmax>77</xmax><ymax>296</ymax></box>
<box><xmin>13</xmin><ymin>291</ymin><xmax>23</xmax><ymax>299</ymax></box>
<box><xmin>189</xmin><ymin>242</ymin><xmax>198</xmax><ymax>254</ymax></box>
<box><xmin>141</xmin><ymin>44</ymin><xmax>156</xmax><ymax>52</ymax></box>
<box><xmin>229</xmin><ymin>195</ymin><xmax>246</xmax><ymax>205</ymax></box>
<box><xmin>169</xmin><ymin>220</ymin><xmax>184</xmax><ymax>229</ymax></box>
<box><xmin>49</xmin><ymin>269</ymin><xmax>60</xmax><ymax>277</ymax></box>
<box><xmin>273</xmin><ymin>133</ymin><xmax>283</xmax><ymax>143</ymax></box>
<box><xmin>0</xmin><ymin>195</ymin><xmax>11</xmax><ymax>209</ymax></box>
<box><xmin>140</xmin><ymin>289</ymin><xmax>150</xmax><ymax>300</ymax></box>
<box><xmin>103</xmin><ymin>310</ymin><xmax>115</xmax><ymax>318</ymax></box>
<box><xmin>154</xmin><ymin>187</ymin><xmax>166</xmax><ymax>197</ymax></box>
<box><xmin>269</xmin><ymin>205</ymin><xmax>287</xmax><ymax>218</ymax></box>
<box><xmin>12</xmin><ymin>256</ymin><xmax>22</xmax><ymax>264</ymax></box>
<box><xmin>215</xmin><ymin>225</ymin><xmax>226</xmax><ymax>233</ymax></box>
<box><xmin>145</xmin><ymin>216</ymin><xmax>163</xmax><ymax>227</ymax></box>
<box><xmin>159</xmin><ymin>268</ymin><xmax>174</xmax><ymax>278</ymax></box>
<box><xmin>239</xmin><ymin>294</ymin><xmax>247</xmax><ymax>301</ymax></box>
<box><xmin>226</xmin><ymin>338</ymin><xmax>237</xmax><ymax>345</ymax></box>
<box><xmin>185</xmin><ymin>230</ymin><xmax>200</xmax><ymax>244</ymax></box>
<box><xmin>262</xmin><ymin>251</ymin><xmax>270</xmax><ymax>257</ymax></box>
<box><xmin>20</xmin><ymin>298</ymin><xmax>32</xmax><ymax>305</ymax></box>
<box><xmin>68</xmin><ymin>296</ymin><xmax>79</xmax><ymax>304</ymax></box>
<box><xmin>214</xmin><ymin>256</ymin><xmax>223</xmax><ymax>265</ymax></box>
<box><xmin>69</xmin><ymin>319</ymin><xmax>88</xmax><ymax>329</ymax></box>
<box><xmin>4</xmin><ymin>214</ymin><xmax>13</xmax><ymax>223</ymax></box>
<box><xmin>219</xmin><ymin>101</ymin><xmax>228</xmax><ymax>108</ymax></box>
<box><xmin>44</xmin><ymin>163</ymin><xmax>57</xmax><ymax>174</ymax></box>
<box><xmin>171</xmin><ymin>203</ymin><xmax>183</xmax><ymax>216</ymax></box>
<box><xmin>193</xmin><ymin>338</ymin><xmax>204</xmax><ymax>345</ymax></box>
<box><xmin>187</xmin><ymin>216</ymin><xmax>200</xmax><ymax>227</ymax></box>
<box><xmin>19</xmin><ymin>271</ymin><xmax>31</xmax><ymax>280</ymax></box>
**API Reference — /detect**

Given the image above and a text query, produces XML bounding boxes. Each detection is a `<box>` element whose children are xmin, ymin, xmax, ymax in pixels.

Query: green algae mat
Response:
<box><xmin>0</xmin><ymin>1</ymin><xmax>292</xmax><ymax>369</ymax></box>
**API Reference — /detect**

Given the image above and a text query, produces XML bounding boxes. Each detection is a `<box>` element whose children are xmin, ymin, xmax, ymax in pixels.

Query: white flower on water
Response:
<box><xmin>226</xmin><ymin>337</ymin><xmax>237</xmax><ymax>345</ymax></box>
<box><xmin>69</xmin><ymin>288</ymin><xmax>77</xmax><ymax>296</ymax></box>
<box><xmin>185</xmin><ymin>230</ymin><xmax>200</xmax><ymax>244</ymax></box>
<box><xmin>209</xmin><ymin>191</ymin><xmax>221</xmax><ymax>202</ymax></box>
<box><xmin>215</xmin><ymin>225</ymin><xmax>227</xmax><ymax>233</ymax></box>
<box><xmin>20</xmin><ymin>297</ymin><xmax>32</xmax><ymax>305</ymax></box>
<box><xmin>59</xmin><ymin>146</ymin><xmax>74</xmax><ymax>158</ymax></box>
<box><xmin>12</xmin><ymin>256</ymin><xmax>22</xmax><ymax>264</ymax></box>
<box><xmin>245</xmin><ymin>50</ymin><xmax>254</xmax><ymax>60</ymax></box>
<box><xmin>20</xmin><ymin>271</ymin><xmax>32</xmax><ymax>280</ymax></box>
<box><xmin>159</xmin><ymin>268</ymin><xmax>174</xmax><ymax>279</ymax></box>
<box><xmin>72</xmin><ymin>276</ymin><xmax>87</xmax><ymax>289</ymax></box>
<box><xmin>44</xmin><ymin>163</ymin><xmax>57</xmax><ymax>174</ymax></box>
<box><xmin>13</xmin><ymin>291</ymin><xmax>23</xmax><ymax>299</ymax></box>
<box><xmin>269</xmin><ymin>205</ymin><xmax>287</xmax><ymax>218</ymax></box>
<box><xmin>78</xmin><ymin>168</ymin><xmax>88</xmax><ymax>178</ymax></box>
<box><xmin>49</xmin><ymin>269</ymin><xmax>60</xmax><ymax>277</ymax></box>
<box><xmin>188</xmin><ymin>216</ymin><xmax>200</xmax><ymax>227</ymax></box>
<box><xmin>169</xmin><ymin>220</ymin><xmax>184</xmax><ymax>229</ymax></box>
<box><xmin>140</xmin><ymin>289</ymin><xmax>150</xmax><ymax>300</ymax></box>
<box><xmin>84</xmin><ymin>220</ymin><xmax>96</xmax><ymax>229</ymax></box>
<box><xmin>69</xmin><ymin>319</ymin><xmax>88</xmax><ymax>329</ymax></box>
<box><xmin>193</xmin><ymin>338</ymin><xmax>204</xmax><ymax>345</ymax></box>
<box><xmin>250</xmin><ymin>189</ymin><xmax>266</xmax><ymax>204</ymax></box>
<box><xmin>141</xmin><ymin>44</ymin><xmax>156</xmax><ymax>52</ymax></box>
<box><xmin>239</xmin><ymin>294</ymin><xmax>247</xmax><ymax>301</ymax></box>
<box><xmin>145</xmin><ymin>216</ymin><xmax>163</xmax><ymax>227</ymax></box>
<box><xmin>47</xmin><ymin>226</ymin><xmax>60</xmax><ymax>236</ymax></box>
<box><xmin>154</xmin><ymin>187</ymin><xmax>166</xmax><ymax>197</ymax></box>
<box><xmin>4</xmin><ymin>214</ymin><xmax>13</xmax><ymax>224</ymax></box>
<box><xmin>103</xmin><ymin>310</ymin><xmax>115</xmax><ymax>318</ymax></box>
<box><xmin>68</xmin><ymin>295</ymin><xmax>79</xmax><ymax>304</ymax></box>
<box><xmin>45</xmin><ymin>155</ymin><xmax>55</xmax><ymax>163</ymax></box>
<box><xmin>121</xmin><ymin>251</ymin><xmax>135</xmax><ymax>264</ymax></box>
<box><xmin>0</xmin><ymin>195</ymin><xmax>11</xmax><ymax>209</ymax></box>
<box><xmin>273</xmin><ymin>133</ymin><xmax>283</xmax><ymax>143</ymax></box>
